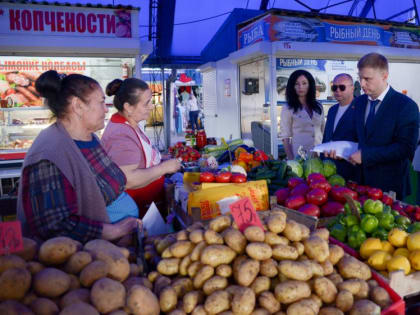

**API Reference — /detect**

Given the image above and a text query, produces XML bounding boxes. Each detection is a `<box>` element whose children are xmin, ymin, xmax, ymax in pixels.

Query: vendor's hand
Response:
<box><xmin>102</xmin><ymin>217</ymin><xmax>142</xmax><ymax>241</ymax></box>
<box><xmin>349</xmin><ymin>150</ymin><xmax>362</xmax><ymax>165</ymax></box>
<box><xmin>323</xmin><ymin>150</ymin><xmax>342</xmax><ymax>160</ymax></box>
<box><xmin>163</xmin><ymin>158</ymin><xmax>182</xmax><ymax>174</ymax></box>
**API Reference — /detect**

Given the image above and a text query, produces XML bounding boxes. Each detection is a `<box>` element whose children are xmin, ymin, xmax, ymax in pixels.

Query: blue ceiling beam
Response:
<box><xmin>156</xmin><ymin>0</ymin><xmax>176</xmax><ymax>59</ymax></box>
<box><xmin>359</xmin><ymin>0</ymin><xmax>375</xmax><ymax>18</ymax></box>
<box><xmin>260</xmin><ymin>0</ymin><xmax>269</xmax><ymax>10</ymax></box>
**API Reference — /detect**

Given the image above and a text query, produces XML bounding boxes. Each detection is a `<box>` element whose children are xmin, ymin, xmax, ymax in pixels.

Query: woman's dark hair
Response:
<box><xmin>106</xmin><ymin>78</ymin><xmax>149</xmax><ymax>111</ymax></box>
<box><xmin>285</xmin><ymin>69</ymin><xmax>321</xmax><ymax>114</ymax></box>
<box><xmin>35</xmin><ymin>70</ymin><xmax>99</xmax><ymax>119</ymax></box>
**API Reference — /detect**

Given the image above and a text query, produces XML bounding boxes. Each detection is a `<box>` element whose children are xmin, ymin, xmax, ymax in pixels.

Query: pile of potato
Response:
<box><xmin>0</xmin><ymin>237</ymin><xmax>157</xmax><ymax>315</ymax></box>
<box><xmin>145</xmin><ymin>210</ymin><xmax>394</xmax><ymax>315</ymax></box>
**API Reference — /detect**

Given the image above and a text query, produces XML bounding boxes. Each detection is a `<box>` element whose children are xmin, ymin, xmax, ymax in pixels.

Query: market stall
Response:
<box><xmin>200</xmin><ymin>9</ymin><xmax>420</xmax><ymax>158</ymax></box>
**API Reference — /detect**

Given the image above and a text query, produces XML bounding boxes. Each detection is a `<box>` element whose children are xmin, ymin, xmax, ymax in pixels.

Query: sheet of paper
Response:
<box><xmin>311</xmin><ymin>141</ymin><xmax>359</xmax><ymax>160</ymax></box>
<box><xmin>142</xmin><ymin>202</ymin><xmax>170</xmax><ymax>236</ymax></box>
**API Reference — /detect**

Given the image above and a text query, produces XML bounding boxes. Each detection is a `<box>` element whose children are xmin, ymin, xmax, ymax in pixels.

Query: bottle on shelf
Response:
<box><xmin>196</xmin><ymin>128</ymin><xmax>207</xmax><ymax>150</ymax></box>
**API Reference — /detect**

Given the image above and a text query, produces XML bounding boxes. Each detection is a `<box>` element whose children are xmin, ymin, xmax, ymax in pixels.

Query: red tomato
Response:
<box><xmin>309</xmin><ymin>179</ymin><xmax>332</xmax><ymax>193</ymax></box>
<box><xmin>199</xmin><ymin>172</ymin><xmax>215</xmax><ymax>183</ymax></box>
<box><xmin>405</xmin><ymin>204</ymin><xmax>415</xmax><ymax>214</ymax></box>
<box><xmin>382</xmin><ymin>195</ymin><xmax>393</xmax><ymax>206</ymax></box>
<box><xmin>290</xmin><ymin>184</ymin><xmax>310</xmax><ymax>197</ymax></box>
<box><xmin>275</xmin><ymin>188</ymin><xmax>290</xmax><ymax>206</ymax></box>
<box><xmin>329</xmin><ymin>186</ymin><xmax>358</xmax><ymax>203</ymax></box>
<box><xmin>307</xmin><ymin>173</ymin><xmax>326</xmax><ymax>185</ymax></box>
<box><xmin>321</xmin><ymin>201</ymin><xmax>345</xmax><ymax>217</ymax></box>
<box><xmin>356</xmin><ymin>185</ymin><xmax>368</xmax><ymax>195</ymax></box>
<box><xmin>415</xmin><ymin>212</ymin><xmax>420</xmax><ymax>221</ymax></box>
<box><xmin>216</xmin><ymin>172</ymin><xmax>232</xmax><ymax>183</ymax></box>
<box><xmin>367</xmin><ymin>187</ymin><xmax>383</xmax><ymax>200</ymax></box>
<box><xmin>285</xmin><ymin>195</ymin><xmax>306</xmax><ymax>210</ymax></box>
<box><xmin>306</xmin><ymin>188</ymin><xmax>328</xmax><ymax>206</ymax></box>
<box><xmin>298</xmin><ymin>204</ymin><xmax>320</xmax><ymax>217</ymax></box>
<box><xmin>288</xmin><ymin>177</ymin><xmax>305</xmax><ymax>189</ymax></box>
<box><xmin>231</xmin><ymin>173</ymin><xmax>247</xmax><ymax>183</ymax></box>
<box><xmin>346</xmin><ymin>181</ymin><xmax>358</xmax><ymax>191</ymax></box>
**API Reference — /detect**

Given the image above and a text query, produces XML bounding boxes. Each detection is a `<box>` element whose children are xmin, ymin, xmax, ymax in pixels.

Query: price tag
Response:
<box><xmin>0</xmin><ymin>221</ymin><xmax>23</xmax><ymax>255</ymax></box>
<box><xmin>229</xmin><ymin>197</ymin><xmax>264</xmax><ymax>233</ymax></box>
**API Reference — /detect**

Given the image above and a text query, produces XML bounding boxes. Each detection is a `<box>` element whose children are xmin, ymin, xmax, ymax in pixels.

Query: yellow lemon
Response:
<box><xmin>407</xmin><ymin>232</ymin><xmax>420</xmax><ymax>251</ymax></box>
<box><xmin>388</xmin><ymin>228</ymin><xmax>408</xmax><ymax>247</ymax></box>
<box><xmin>393</xmin><ymin>248</ymin><xmax>410</xmax><ymax>258</ymax></box>
<box><xmin>381</xmin><ymin>240</ymin><xmax>395</xmax><ymax>254</ymax></box>
<box><xmin>409</xmin><ymin>250</ymin><xmax>420</xmax><ymax>271</ymax></box>
<box><xmin>360</xmin><ymin>238</ymin><xmax>383</xmax><ymax>259</ymax></box>
<box><xmin>387</xmin><ymin>255</ymin><xmax>411</xmax><ymax>275</ymax></box>
<box><xmin>367</xmin><ymin>250</ymin><xmax>392</xmax><ymax>271</ymax></box>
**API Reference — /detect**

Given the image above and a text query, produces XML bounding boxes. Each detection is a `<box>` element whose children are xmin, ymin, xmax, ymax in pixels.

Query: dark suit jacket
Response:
<box><xmin>354</xmin><ymin>87</ymin><xmax>419</xmax><ymax>199</ymax></box>
<box><xmin>322</xmin><ymin>102</ymin><xmax>361</xmax><ymax>183</ymax></box>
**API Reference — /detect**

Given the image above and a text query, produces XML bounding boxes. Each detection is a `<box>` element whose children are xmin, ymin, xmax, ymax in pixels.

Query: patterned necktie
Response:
<box><xmin>365</xmin><ymin>99</ymin><xmax>380</xmax><ymax>135</ymax></box>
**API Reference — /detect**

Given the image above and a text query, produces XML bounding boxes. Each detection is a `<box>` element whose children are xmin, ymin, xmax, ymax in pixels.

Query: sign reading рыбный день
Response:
<box><xmin>0</xmin><ymin>3</ymin><xmax>137</xmax><ymax>38</ymax></box>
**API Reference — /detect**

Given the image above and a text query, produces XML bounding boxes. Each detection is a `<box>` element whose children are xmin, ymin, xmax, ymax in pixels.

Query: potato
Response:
<box><xmin>160</xmin><ymin>286</ymin><xmax>177</xmax><ymax>312</ymax></box>
<box><xmin>292</xmin><ymin>241</ymin><xmax>305</xmax><ymax>255</ymax></box>
<box><xmin>203</xmin><ymin>275</ymin><xmax>228</xmax><ymax>295</ymax></box>
<box><xmin>0</xmin><ymin>267</ymin><xmax>31</xmax><ymax>301</ymax></box>
<box><xmin>177</xmin><ymin>230</ymin><xmax>189</xmax><ymax>241</ymax></box>
<box><xmin>338</xmin><ymin>279</ymin><xmax>363</xmax><ymax>295</ymax></box>
<box><xmin>39</xmin><ymin>236</ymin><xmax>78</xmax><ymax>265</ymax></box>
<box><xmin>302</xmin><ymin>260</ymin><xmax>324</xmax><ymax>277</ymax></box>
<box><xmin>234</xmin><ymin>259</ymin><xmax>260</xmax><ymax>287</ymax></box>
<box><xmin>119</xmin><ymin>247</ymin><xmax>130</xmax><ymax>259</ymax></box>
<box><xmin>153</xmin><ymin>276</ymin><xmax>171</xmax><ymax>296</ymax></box>
<box><xmin>304</xmin><ymin>236</ymin><xmax>329</xmax><ymax>263</ymax></box>
<box><xmin>312</xmin><ymin>228</ymin><xmax>329</xmax><ymax>241</ymax></box>
<box><xmin>274</xmin><ymin>280</ymin><xmax>311</xmax><ymax>304</ymax></box>
<box><xmin>244</xmin><ymin>226</ymin><xmax>265</xmax><ymax>242</ymax></box>
<box><xmin>16</xmin><ymin>237</ymin><xmax>38</xmax><ymax>261</ymax></box>
<box><xmin>79</xmin><ymin>260</ymin><xmax>108</xmax><ymax>287</ymax></box>
<box><xmin>190</xmin><ymin>241</ymin><xmax>206</xmax><ymax>262</ymax></box>
<box><xmin>337</xmin><ymin>256</ymin><xmax>371</xmax><ymax>280</ymax></box>
<box><xmin>319</xmin><ymin>306</ymin><xmax>344</xmax><ymax>315</ymax></box>
<box><xmin>300</xmin><ymin>224</ymin><xmax>310</xmax><ymax>240</ymax></box>
<box><xmin>349</xmin><ymin>299</ymin><xmax>381</xmax><ymax>315</ymax></box>
<box><xmin>204</xmin><ymin>230</ymin><xmax>224</xmax><ymax>245</ymax></box>
<box><xmin>109</xmin><ymin>311</ymin><xmax>128</xmax><ymax>315</ymax></box>
<box><xmin>123</xmin><ymin>277</ymin><xmax>153</xmax><ymax>292</ymax></box>
<box><xmin>30</xmin><ymin>297</ymin><xmax>58</xmax><ymax>315</ymax></box>
<box><xmin>209</xmin><ymin>215</ymin><xmax>231</xmax><ymax>232</ymax></box>
<box><xmin>193</xmin><ymin>265</ymin><xmax>214</xmax><ymax>289</ymax></box>
<box><xmin>167</xmin><ymin>309</ymin><xmax>186</xmax><ymax>315</ymax></box>
<box><xmin>264</xmin><ymin>232</ymin><xmax>289</xmax><ymax>246</ymax></box>
<box><xmin>23</xmin><ymin>291</ymin><xmax>38</xmax><ymax>305</ymax></box>
<box><xmin>34</xmin><ymin>268</ymin><xmax>70</xmax><ymax>298</ymax></box>
<box><xmin>84</xmin><ymin>239</ymin><xmax>130</xmax><ymax>282</ymax></box>
<box><xmin>260</xmin><ymin>258</ymin><xmax>278</xmax><ymax>278</ymax></box>
<box><xmin>216</xmin><ymin>264</ymin><xmax>232</xmax><ymax>278</ymax></box>
<box><xmin>191</xmin><ymin>305</ymin><xmax>207</xmax><ymax>315</ymax></box>
<box><xmin>224</xmin><ymin>228</ymin><xmax>247</xmax><ymax>254</ymax></box>
<box><xmin>314</xmin><ymin>276</ymin><xmax>337</xmax><ymax>303</ymax></box>
<box><xmin>233</xmin><ymin>255</ymin><xmax>247</xmax><ymax>271</ymax></box>
<box><xmin>370</xmin><ymin>286</ymin><xmax>391</xmax><ymax>309</ymax></box>
<box><xmin>148</xmin><ymin>271</ymin><xmax>159</xmax><ymax>283</ymax></box>
<box><xmin>187</xmin><ymin>261</ymin><xmax>201</xmax><ymax>278</ymax></box>
<box><xmin>189</xmin><ymin>229</ymin><xmax>204</xmax><ymax>244</ymax></box>
<box><xmin>204</xmin><ymin>290</ymin><xmax>230</xmax><ymax>314</ymax></box>
<box><xmin>258</xmin><ymin>291</ymin><xmax>280</xmax><ymax>313</ymax></box>
<box><xmin>246</xmin><ymin>242</ymin><xmax>272</xmax><ymax>261</ymax></box>
<box><xmin>157</xmin><ymin>258</ymin><xmax>180</xmax><ymax>276</ymax></box>
<box><xmin>266</xmin><ymin>212</ymin><xmax>286</xmax><ymax>233</ymax></box>
<box><xmin>329</xmin><ymin>245</ymin><xmax>344</xmax><ymax>265</ymax></box>
<box><xmin>155</xmin><ymin>235</ymin><xmax>177</xmax><ymax>255</ymax></box>
<box><xmin>60</xmin><ymin>302</ymin><xmax>99</xmax><ymax>315</ymax></box>
<box><xmin>65</xmin><ymin>251</ymin><xmax>92</xmax><ymax>275</ymax></box>
<box><xmin>161</xmin><ymin>247</ymin><xmax>173</xmax><ymax>258</ymax></box>
<box><xmin>130</xmin><ymin>264</ymin><xmax>141</xmax><ymax>277</ymax></box>
<box><xmin>200</xmin><ymin>245</ymin><xmax>236</xmax><ymax>267</ymax></box>
<box><xmin>321</xmin><ymin>260</ymin><xmax>334</xmax><ymax>275</ymax></box>
<box><xmin>355</xmin><ymin>280</ymin><xmax>369</xmax><ymax>299</ymax></box>
<box><xmin>336</xmin><ymin>289</ymin><xmax>354</xmax><ymax>312</ymax></box>
<box><xmin>187</xmin><ymin>222</ymin><xmax>204</xmax><ymax>232</ymax></box>
<box><xmin>27</xmin><ymin>261</ymin><xmax>45</xmax><ymax>275</ymax></box>
<box><xmin>278</xmin><ymin>260</ymin><xmax>312</xmax><ymax>281</ymax></box>
<box><xmin>68</xmin><ymin>274</ymin><xmax>81</xmax><ymax>290</ymax></box>
<box><xmin>250</xmin><ymin>276</ymin><xmax>270</xmax><ymax>295</ymax></box>
<box><xmin>171</xmin><ymin>277</ymin><xmax>193</xmax><ymax>298</ymax></box>
<box><xmin>252</xmin><ymin>308</ymin><xmax>270</xmax><ymax>315</ymax></box>
<box><xmin>0</xmin><ymin>254</ymin><xmax>26</xmax><ymax>273</ymax></box>
<box><xmin>179</xmin><ymin>255</ymin><xmax>192</xmax><ymax>276</ymax></box>
<box><xmin>0</xmin><ymin>300</ymin><xmax>36</xmax><ymax>315</ymax></box>
<box><xmin>231</xmin><ymin>286</ymin><xmax>256</xmax><ymax>315</ymax></box>
<box><xmin>60</xmin><ymin>288</ymin><xmax>90</xmax><ymax>308</ymax></box>
<box><xmin>226</xmin><ymin>284</ymin><xmax>241</xmax><ymax>296</ymax></box>
<box><xmin>327</xmin><ymin>273</ymin><xmax>343</xmax><ymax>286</ymax></box>
<box><xmin>282</xmin><ymin>220</ymin><xmax>303</xmax><ymax>242</ymax></box>
<box><xmin>272</xmin><ymin>244</ymin><xmax>298</xmax><ymax>260</ymax></box>
<box><xmin>287</xmin><ymin>298</ymin><xmax>320</xmax><ymax>315</ymax></box>
<box><xmin>90</xmin><ymin>277</ymin><xmax>125</xmax><ymax>313</ymax></box>
<box><xmin>183</xmin><ymin>291</ymin><xmax>204</xmax><ymax>313</ymax></box>
<box><xmin>170</xmin><ymin>241</ymin><xmax>195</xmax><ymax>258</ymax></box>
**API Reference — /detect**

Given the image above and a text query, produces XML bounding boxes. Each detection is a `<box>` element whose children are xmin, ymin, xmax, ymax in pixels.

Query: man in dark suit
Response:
<box><xmin>323</xmin><ymin>73</ymin><xmax>360</xmax><ymax>182</ymax></box>
<box><xmin>350</xmin><ymin>53</ymin><xmax>419</xmax><ymax>199</ymax></box>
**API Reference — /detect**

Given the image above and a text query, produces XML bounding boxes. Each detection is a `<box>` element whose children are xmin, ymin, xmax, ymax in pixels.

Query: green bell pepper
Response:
<box><xmin>391</xmin><ymin>210</ymin><xmax>399</xmax><ymax>217</ymax></box>
<box><xmin>407</xmin><ymin>222</ymin><xmax>420</xmax><ymax>233</ymax></box>
<box><xmin>344</xmin><ymin>200</ymin><xmax>362</xmax><ymax>215</ymax></box>
<box><xmin>348</xmin><ymin>229</ymin><xmax>367</xmax><ymax>249</ymax></box>
<box><xmin>372</xmin><ymin>227</ymin><xmax>389</xmax><ymax>241</ymax></box>
<box><xmin>395</xmin><ymin>215</ymin><xmax>411</xmax><ymax>228</ymax></box>
<box><xmin>342</xmin><ymin>214</ymin><xmax>359</xmax><ymax>228</ymax></box>
<box><xmin>394</xmin><ymin>223</ymin><xmax>408</xmax><ymax>231</ymax></box>
<box><xmin>383</xmin><ymin>205</ymin><xmax>392</xmax><ymax>214</ymax></box>
<box><xmin>363</xmin><ymin>199</ymin><xmax>384</xmax><ymax>215</ymax></box>
<box><xmin>330</xmin><ymin>223</ymin><xmax>347</xmax><ymax>243</ymax></box>
<box><xmin>361</xmin><ymin>214</ymin><xmax>379</xmax><ymax>233</ymax></box>
<box><xmin>378</xmin><ymin>212</ymin><xmax>395</xmax><ymax>230</ymax></box>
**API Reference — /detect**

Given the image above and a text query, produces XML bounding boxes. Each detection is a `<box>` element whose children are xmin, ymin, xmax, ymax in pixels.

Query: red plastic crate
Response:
<box><xmin>0</xmin><ymin>152</ymin><xmax>26</xmax><ymax>160</ymax></box>
<box><xmin>328</xmin><ymin>236</ymin><xmax>361</xmax><ymax>259</ymax></box>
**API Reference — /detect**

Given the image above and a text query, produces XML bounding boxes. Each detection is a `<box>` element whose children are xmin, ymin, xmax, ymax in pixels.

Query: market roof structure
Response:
<box><xmin>4</xmin><ymin>0</ymin><xmax>420</xmax><ymax>67</ymax></box>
